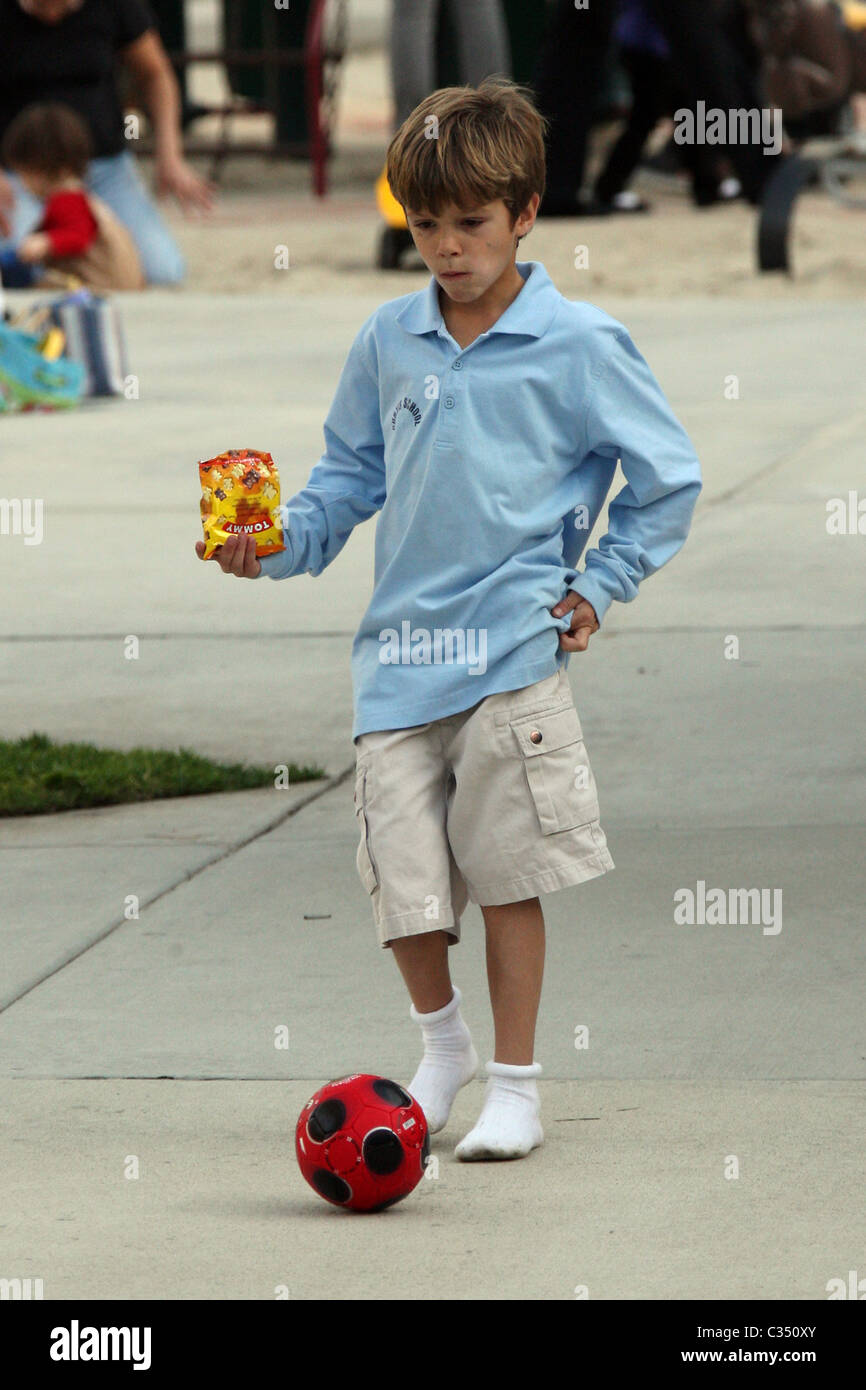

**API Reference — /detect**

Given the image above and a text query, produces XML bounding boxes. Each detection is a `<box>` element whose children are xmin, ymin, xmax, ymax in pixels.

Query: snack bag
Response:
<box><xmin>199</xmin><ymin>448</ymin><xmax>286</xmax><ymax>560</ymax></box>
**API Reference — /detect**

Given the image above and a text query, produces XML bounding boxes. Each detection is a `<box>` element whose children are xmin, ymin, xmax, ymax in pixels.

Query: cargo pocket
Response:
<box><xmin>508</xmin><ymin>703</ymin><xmax>600</xmax><ymax>835</ymax></box>
<box><xmin>353</xmin><ymin>765</ymin><xmax>379</xmax><ymax>893</ymax></box>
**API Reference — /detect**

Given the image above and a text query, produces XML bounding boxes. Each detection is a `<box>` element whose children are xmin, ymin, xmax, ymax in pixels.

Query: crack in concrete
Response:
<box><xmin>0</xmin><ymin>764</ymin><xmax>355</xmax><ymax>1017</ymax></box>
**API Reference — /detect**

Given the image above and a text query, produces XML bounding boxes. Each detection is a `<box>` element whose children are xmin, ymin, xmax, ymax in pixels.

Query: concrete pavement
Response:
<box><xmin>0</xmin><ymin>288</ymin><xmax>864</xmax><ymax>1299</ymax></box>
<box><xmin>3</xmin><ymin>1079</ymin><xmax>860</xmax><ymax>1300</ymax></box>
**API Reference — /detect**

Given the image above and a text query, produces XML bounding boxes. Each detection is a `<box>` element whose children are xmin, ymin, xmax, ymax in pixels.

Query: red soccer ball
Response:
<box><xmin>295</xmin><ymin>1074</ymin><xmax>429</xmax><ymax>1213</ymax></box>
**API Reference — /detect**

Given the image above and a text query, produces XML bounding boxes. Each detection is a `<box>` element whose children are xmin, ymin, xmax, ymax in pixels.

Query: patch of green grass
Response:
<box><xmin>0</xmin><ymin>733</ymin><xmax>326</xmax><ymax>817</ymax></box>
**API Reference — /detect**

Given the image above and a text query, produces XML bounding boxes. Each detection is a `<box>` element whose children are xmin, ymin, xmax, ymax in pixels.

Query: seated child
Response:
<box><xmin>0</xmin><ymin>101</ymin><xmax>144</xmax><ymax>291</ymax></box>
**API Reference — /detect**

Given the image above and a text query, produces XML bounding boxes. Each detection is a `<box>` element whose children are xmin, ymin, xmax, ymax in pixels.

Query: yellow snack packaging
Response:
<box><xmin>198</xmin><ymin>448</ymin><xmax>286</xmax><ymax>560</ymax></box>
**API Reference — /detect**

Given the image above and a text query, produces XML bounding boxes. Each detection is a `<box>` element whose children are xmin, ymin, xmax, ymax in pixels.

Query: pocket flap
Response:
<box><xmin>508</xmin><ymin>704</ymin><xmax>583</xmax><ymax>757</ymax></box>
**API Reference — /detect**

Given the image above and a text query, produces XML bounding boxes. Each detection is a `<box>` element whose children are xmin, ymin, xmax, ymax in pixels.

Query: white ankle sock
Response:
<box><xmin>454</xmin><ymin>1059</ymin><xmax>544</xmax><ymax>1160</ymax></box>
<box><xmin>406</xmin><ymin>985</ymin><xmax>478</xmax><ymax>1134</ymax></box>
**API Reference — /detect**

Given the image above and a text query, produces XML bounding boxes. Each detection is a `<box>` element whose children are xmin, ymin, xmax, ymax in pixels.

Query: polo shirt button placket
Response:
<box><xmin>435</xmin><ymin>345</ymin><xmax>462</xmax><ymax>447</ymax></box>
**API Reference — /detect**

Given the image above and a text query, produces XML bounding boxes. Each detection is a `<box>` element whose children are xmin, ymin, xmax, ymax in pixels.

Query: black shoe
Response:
<box><xmin>538</xmin><ymin>193</ymin><xmax>612</xmax><ymax>218</ymax></box>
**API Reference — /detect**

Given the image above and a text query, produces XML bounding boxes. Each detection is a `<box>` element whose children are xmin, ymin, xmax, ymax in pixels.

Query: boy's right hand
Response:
<box><xmin>195</xmin><ymin>533</ymin><xmax>261</xmax><ymax>577</ymax></box>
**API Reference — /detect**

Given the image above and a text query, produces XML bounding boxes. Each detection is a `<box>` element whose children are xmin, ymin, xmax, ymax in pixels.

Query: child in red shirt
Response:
<box><xmin>0</xmin><ymin>101</ymin><xmax>144</xmax><ymax>290</ymax></box>
<box><xmin>37</xmin><ymin>185</ymin><xmax>100</xmax><ymax>260</ymax></box>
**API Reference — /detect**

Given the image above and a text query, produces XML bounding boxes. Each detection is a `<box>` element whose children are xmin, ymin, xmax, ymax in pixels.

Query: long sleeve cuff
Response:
<box><xmin>566</xmin><ymin>571</ymin><xmax>615</xmax><ymax>627</ymax></box>
<box><xmin>256</xmin><ymin>529</ymin><xmax>298</xmax><ymax>579</ymax></box>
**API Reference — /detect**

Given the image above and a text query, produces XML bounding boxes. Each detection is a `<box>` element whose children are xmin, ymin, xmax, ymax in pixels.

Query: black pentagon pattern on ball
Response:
<box><xmin>307</xmin><ymin>1097</ymin><xmax>346</xmax><ymax>1143</ymax></box>
<box><xmin>421</xmin><ymin>1126</ymin><xmax>431</xmax><ymax>1166</ymax></box>
<box><xmin>371</xmin><ymin>1078</ymin><xmax>413</xmax><ymax>1108</ymax></box>
<box><xmin>362</xmin><ymin>1126</ymin><xmax>405</xmax><ymax>1175</ymax></box>
<box><xmin>312</xmin><ymin>1169</ymin><xmax>352</xmax><ymax>1204</ymax></box>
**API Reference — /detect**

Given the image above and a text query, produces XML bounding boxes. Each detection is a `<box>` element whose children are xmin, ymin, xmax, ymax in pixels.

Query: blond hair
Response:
<box><xmin>385</xmin><ymin>77</ymin><xmax>547</xmax><ymax>226</ymax></box>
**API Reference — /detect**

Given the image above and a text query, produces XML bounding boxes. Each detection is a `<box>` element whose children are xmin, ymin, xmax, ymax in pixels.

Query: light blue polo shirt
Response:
<box><xmin>257</xmin><ymin>259</ymin><xmax>702</xmax><ymax>740</ymax></box>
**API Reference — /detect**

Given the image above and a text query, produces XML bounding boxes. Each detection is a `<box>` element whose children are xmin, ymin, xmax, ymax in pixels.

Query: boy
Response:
<box><xmin>196</xmin><ymin>79</ymin><xmax>702</xmax><ymax>1161</ymax></box>
<box><xmin>0</xmin><ymin>102</ymin><xmax>144</xmax><ymax>290</ymax></box>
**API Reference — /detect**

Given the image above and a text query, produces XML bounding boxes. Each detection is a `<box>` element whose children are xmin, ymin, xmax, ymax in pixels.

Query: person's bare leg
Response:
<box><xmin>391</xmin><ymin>929</ymin><xmax>477</xmax><ymax>1133</ymax></box>
<box><xmin>455</xmin><ymin>897</ymin><xmax>545</xmax><ymax>1158</ymax></box>
<box><xmin>389</xmin><ymin>929</ymin><xmax>453</xmax><ymax>1013</ymax></box>
<box><xmin>481</xmin><ymin>897</ymin><xmax>546</xmax><ymax>1063</ymax></box>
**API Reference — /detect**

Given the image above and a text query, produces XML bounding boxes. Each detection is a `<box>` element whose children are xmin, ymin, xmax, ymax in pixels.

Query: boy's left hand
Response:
<box><xmin>551</xmin><ymin>590</ymin><xmax>599</xmax><ymax>652</ymax></box>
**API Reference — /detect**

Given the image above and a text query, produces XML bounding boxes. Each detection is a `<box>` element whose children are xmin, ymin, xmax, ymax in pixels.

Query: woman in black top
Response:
<box><xmin>0</xmin><ymin>0</ymin><xmax>214</xmax><ymax>284</ymax></box>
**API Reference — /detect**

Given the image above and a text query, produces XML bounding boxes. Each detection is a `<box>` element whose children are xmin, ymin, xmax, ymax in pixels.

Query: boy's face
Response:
<box><xmin>405</xmin><ymin>195</ymin><xmax>540</xmax><ymax>308</ymax></box>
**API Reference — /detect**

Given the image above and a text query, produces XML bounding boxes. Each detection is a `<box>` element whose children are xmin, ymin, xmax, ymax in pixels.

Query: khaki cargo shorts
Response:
<box><xmin>352</xmin><ymin>666</ymin><xmax>614</xmax><ymax>949</ymax></box>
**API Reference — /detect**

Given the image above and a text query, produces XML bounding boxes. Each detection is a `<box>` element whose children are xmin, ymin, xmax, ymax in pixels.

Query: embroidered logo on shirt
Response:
<box><xmin>390</xmin><ymin>396</ymin><xmax>422</xmax><ymax>430</ymax></box>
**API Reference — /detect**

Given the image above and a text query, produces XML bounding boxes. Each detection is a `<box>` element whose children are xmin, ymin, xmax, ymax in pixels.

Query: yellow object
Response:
<box><xmin>39</xmin><ymin>327</ymin><xmax>66</xmax><ymax>361</ymax></box>
<box><xmin>376</xmin><ymin>164</ymin><xmax>408</xmax><ymax>229</ymax></box>
<box><xmin>842</xmin><ymin>1</ymin><xmax>866</xmax><ymax>30</ymax></box>
<box><xmin>199</xmin><ymin>449</ymin><xmax>286</xmax><ymax>560</ymax></box>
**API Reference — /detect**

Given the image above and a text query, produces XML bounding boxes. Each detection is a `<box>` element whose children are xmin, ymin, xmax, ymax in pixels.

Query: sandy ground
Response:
<box><xmin>144</xmin><ymin>41</ymin><xmax>866</xmax><ymax>301</ymax></box>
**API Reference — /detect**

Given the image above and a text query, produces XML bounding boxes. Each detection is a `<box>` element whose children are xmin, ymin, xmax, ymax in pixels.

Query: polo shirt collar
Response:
<box><xmin>395</xmin><ymin>260</ymin><xmax>560</xmax><ymax>340</ymax></box>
